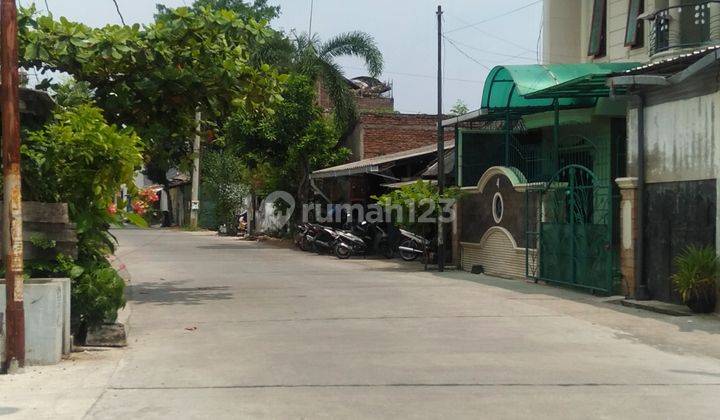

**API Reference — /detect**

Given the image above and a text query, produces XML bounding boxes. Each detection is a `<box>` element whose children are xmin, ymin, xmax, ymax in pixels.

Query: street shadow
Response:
<box><xmin>429</xmin><ymin>271</ymin><xmax>720</xmax><ymax>337</ymax></box>
<box><xmin>669</xmin><ymin>369</ymin><xmax>720</xmax><ymax>378</ymax></box>
<box><xmin>128</xmin><ymin>279</ymin><xmax>233</xmax><ymax>306</ymax></box>
<box><xmin>196</xmin><ymin>244</ymin><xmax>267</xmax><ymax>250</ymax></box>
<box><xmin>0</xmin><ymin>407</ymin><xmax>19</xmax><ymax>416</ymax></box>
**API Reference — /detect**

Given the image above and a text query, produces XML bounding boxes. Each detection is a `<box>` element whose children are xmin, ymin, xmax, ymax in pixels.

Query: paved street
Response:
<box><xmin>3</xmin><ymin>228</ymin><xmax>720</xmax><ymax>419</ymax></box>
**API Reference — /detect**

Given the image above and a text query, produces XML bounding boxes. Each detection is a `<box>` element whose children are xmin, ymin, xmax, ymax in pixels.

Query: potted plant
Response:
<box><xmin>672</xmin><ymin>245</ymin><xmax>719</xmax><ymax>313</ymax></box>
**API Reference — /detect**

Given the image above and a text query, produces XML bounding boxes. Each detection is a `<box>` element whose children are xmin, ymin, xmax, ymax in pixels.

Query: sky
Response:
<box><xmin>27</xmin><ymin>0</ymin><xmax>544</xmax><ymax>114</ymax></box>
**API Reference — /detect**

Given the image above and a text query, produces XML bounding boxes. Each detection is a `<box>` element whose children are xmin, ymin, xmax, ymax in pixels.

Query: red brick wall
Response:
<box><xmin>317</xmin><ymin>83</ymin><xmax>394</xmax><ymax>113</ymax></box>
<box><xmin>360</xmin><ymin>113</ymin><xmax>455</xmax><ymax>159</ymax></box>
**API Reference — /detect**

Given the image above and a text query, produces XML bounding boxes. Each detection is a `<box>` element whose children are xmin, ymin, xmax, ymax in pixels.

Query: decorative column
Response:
<box><xmin>452</xmin><ymin>200</ymin><xmax>461</xmax><ymax>269</ymax></box>
<box><xmin>668</xmin><ymin>0</ymin><xmax>682</xmax><ymax>50</ymax></box>
<box><xmin>616</xmin><ymin>177</ymin><xmax>639</xmax><ymax>298</ymax></box>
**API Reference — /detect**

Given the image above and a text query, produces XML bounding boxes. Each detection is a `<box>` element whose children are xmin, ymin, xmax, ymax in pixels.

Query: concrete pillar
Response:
<box><xmin>452</xmin><ymin>200</ymin><xmax>461</xmax><ymax>269</ymax></box>
<box><xmin>709</xmin><ymin>2</ymin><xmax>720</xmax><ymax>43</ymax></box>
<box><xmin>667</xmin><ymin>0</ymin><xmax>682</xmax><ymax>50</ymax></box>
<box><xmin>616</xmin><ymin>177</ymin><xmax>639</xmax><ymax>298</ymax></box>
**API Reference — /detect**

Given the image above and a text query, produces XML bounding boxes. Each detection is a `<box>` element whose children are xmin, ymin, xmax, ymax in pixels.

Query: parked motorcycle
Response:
<box><xmin>397</xmin><ymin>229</ymin><xmax>431</xmax><ymax>262</ymax></box>
<box><xmin>305</xmin><ymin>224</ymin><xmax>339</xmax><ymax>254</ymax></box>
<box><xmin>294</xmin><ymin>223</ymin><xmax>312</xmax><ymax>252</ymax></box>
<box><xmin>334</xmin><ymin>230</ymin><xmax>368</xmax><ymax>259</ymax></box>
<box><xmin>348</xmin><ymin>221</ymin><xmax>394</xmax><ymax>259</ymax></box>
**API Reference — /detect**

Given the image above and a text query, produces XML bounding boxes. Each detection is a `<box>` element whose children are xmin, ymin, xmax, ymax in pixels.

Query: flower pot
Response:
<box><xmin>685</xmin><ymin>293</ymin><xmax>717</xmax><ymax>314</ymax></box>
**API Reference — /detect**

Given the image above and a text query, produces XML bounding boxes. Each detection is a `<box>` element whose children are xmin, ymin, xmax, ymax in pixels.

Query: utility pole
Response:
<box><xmin>436</xmin><ymin>4</ymin><xmax>445</xmax><ymax>272</ymax></box>
<box><xmin>1</xmin><ymin>0</ymin><xmax>25</xmax><ymax>373</ymax></box>
<box><xmin>189</xmin><ymin>109</ymin><xmax>201</xmax><ymax>230</ymax></box>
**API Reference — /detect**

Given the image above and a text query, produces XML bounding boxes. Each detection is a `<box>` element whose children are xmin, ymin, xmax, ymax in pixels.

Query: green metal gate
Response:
<box><xmin>536</xmin><ymin>164</ymin><xmax>614</xmax><ymax>294</ymax></box>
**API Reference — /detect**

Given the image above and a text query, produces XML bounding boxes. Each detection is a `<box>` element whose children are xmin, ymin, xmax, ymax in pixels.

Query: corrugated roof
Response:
<box><xmin>310</xmin><ymin>140</ymin><xmax>455</xmax><ymax>179</ymax></box>
<box><xmin>621</xmin><ymin>45</ymin><xmax>720</xmax><ymax>75</ymax></box>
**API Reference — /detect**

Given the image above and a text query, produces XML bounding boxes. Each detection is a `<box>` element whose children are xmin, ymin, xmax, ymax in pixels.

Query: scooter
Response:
<box><xmin>294</xmin><ymin>223</ymin><xmax>312</xmax><ymax>251</ymax></box>
<box><xmin>334</xmin><ymin>230</ymin><xmax>368</xmax><ymax>259</ymax></box>
<box><xmin>305</xmin><ymin>224</ymin><xmax>339</xmax><ymax>254</ymax></box>
<box><xmin>397</xmin><ymin>229</ymin><xmax>431</xmax><ymax>262</ymax></box>
<box><xmin>347</xmin><ymin>221</ymin><xmax>394</xmax><ymax>259</ymax></box>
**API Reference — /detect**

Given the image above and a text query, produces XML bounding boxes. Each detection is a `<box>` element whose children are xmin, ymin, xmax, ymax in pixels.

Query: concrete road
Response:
<box><xmin>4</xmin><ymin>228</ymin><xmax>720</xmax><ymax>419</ymax></box>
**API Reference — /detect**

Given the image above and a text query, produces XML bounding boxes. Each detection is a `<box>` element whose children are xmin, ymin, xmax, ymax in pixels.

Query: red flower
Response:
<box><xmin>107</xmin><ymin>203</ymin><xmax>118</xmax><ymax>215</ymax></box>
<box><xmin>132</xmin><ymin>200</ymin><xmax>147</xmax><ymax>215</ymax></box>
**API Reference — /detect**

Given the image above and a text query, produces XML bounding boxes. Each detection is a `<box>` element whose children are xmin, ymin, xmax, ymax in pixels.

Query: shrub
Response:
<box><xmin>17</xmin><ymin>102</ymin><xmax>143</xmax><ymax>336</ymax></box>
<box><xmin>672</xmin><ymin>245</ymin><xmax>720</xmax><ymax>303</ymax></box>
<box><xmin>64</xmin><ymin>259</ymin><xmax>126</xmax><ymax>338</ymax></box>
<box><xmin>22</xmin><ymin>103</ymin><xmax>145</xmax><ymax>260</ymax></box>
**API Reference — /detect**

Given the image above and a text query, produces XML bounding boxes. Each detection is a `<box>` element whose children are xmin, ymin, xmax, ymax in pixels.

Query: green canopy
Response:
<box><xmin>480</xmin><ymin>63</ymin><xmax>641</xmax><ymax>116</ymax></box>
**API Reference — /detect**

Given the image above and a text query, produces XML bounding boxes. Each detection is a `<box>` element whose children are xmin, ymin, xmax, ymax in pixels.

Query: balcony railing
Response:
<box><xmin>650</xmin><ymin>1</ymin><xmax>720</xmax><ymax>56</ymax></box>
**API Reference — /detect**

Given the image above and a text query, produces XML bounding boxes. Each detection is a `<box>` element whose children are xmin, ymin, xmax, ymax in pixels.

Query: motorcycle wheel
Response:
<box><xmin>334</xmin><ymin>243</ymin><xmax>352</xmax><ymax>259</ymax></box>
<box><xmin>399</xmin><ymin>239</ymin><xmax>420</xmax><ymax>261</ymax></box>
<box><xmin>299</xmin><ymin>236</ymin><xmax>311</xmax><ymax>252</ymax></box>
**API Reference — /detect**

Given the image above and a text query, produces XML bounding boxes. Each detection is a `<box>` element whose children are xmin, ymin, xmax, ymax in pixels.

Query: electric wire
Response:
<box><xmin>443</xmin><ymin>36</ymin><xmax>491</xmax><ymax>70</ymax></box>
<box><xmin>112</xmin><ymin>0</ymin><xmax>126</xmax><ymax>26</ymax></box>
<box><xmin>445</xmin><ymin>0</ymin><xmax>542</xmax><ymax>34</ymax></box>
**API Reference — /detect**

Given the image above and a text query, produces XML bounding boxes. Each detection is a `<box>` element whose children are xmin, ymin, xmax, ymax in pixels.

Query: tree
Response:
<box><xmin>19</xmin><ymin>5</ymin><xmax>286</xmax><ymax>183</ymax></box>
<box><xmin>292</xmin><ymin>32</ymin><xmax>384</xmax><ymax>133</ymax></box>
<box><xmin>450</xmin><ymin>99</ymin><xmax>469</xmax><ymax>116</ymax></box>
<box><xmin>225</xmin><ymin>75</ymin><xmax>349</xmax><ymax>205</ymax></box>
<box><xmin>157</xmin><ymin>0</ymin><xmax>280</xmax><ymax>22</ymax></box>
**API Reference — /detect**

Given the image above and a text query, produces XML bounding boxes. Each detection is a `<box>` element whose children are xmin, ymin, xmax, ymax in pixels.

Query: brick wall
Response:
<box><xmin>317</xmin><ymin>83</ymin><xmax>394</xmax><ymax>113</ymax></box>
<box><xmin>359</xmin><ymin>113</ymin><xmax>455</xmax><ymax>159</ymax></box>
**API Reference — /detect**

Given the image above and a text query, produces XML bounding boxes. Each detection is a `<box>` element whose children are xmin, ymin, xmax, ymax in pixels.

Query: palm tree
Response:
<box><xmin>293</xmin><ymin>31</ymin><xmax>384</xmax><ymax>134</ymax></box>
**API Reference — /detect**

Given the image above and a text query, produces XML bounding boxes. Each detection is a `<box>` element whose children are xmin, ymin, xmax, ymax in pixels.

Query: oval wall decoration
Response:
<box><xmin>492</xmin><ymin>192</ymin><xmax>504</xmax><ymax>224</ymax></box>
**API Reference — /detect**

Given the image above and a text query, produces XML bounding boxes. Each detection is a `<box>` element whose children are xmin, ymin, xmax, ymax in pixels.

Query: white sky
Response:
<box><xmin>25</xmin><ymin>0</ymin><xmax>544</xmax><ymax>114</ymax></box>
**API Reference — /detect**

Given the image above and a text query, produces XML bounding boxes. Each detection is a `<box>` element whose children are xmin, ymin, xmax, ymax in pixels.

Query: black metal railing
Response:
<box><xmin>650</xmin><ymin>1</ymin><xmax>720</xmax><ymax>55</ymax></box>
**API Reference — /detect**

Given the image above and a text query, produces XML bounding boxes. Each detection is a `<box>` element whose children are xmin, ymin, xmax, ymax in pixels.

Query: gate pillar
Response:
<box><xmin>616</xmin><ymin>177</ymin><xmax>639</xmax><ymax>297</ymax></box>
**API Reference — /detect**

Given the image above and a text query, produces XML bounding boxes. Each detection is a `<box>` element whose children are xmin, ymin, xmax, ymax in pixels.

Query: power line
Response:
<box><xmin>343</xmin><ymin>65</ymin><xmax>485</xmax><ymax>84</ymax></box>
<box><xmin>112</xmin><ymin>0</ymin><xmax>126</xmax><ymax>26</ymax></box>
<box><xmin>308</xmin><ymin>0</ymin><xmax>314</xmax><ymax>34</ymax></box>
<box><xmin>442</xmin><ymin>36</ymin><xmax>539</xmax><ymax>62</ymax></box>
<box><xmin>443</xmin><ymin>37</ymin><xmax>491</xmax><ymax>70</ymax></box>
<box><xmin>44</xmin><ymin>0</ymin><xmax>51</xmax><ymax>14</ymax></box>
<box><xmin>536</xmin><ymin>11</ymin><xmax>544</xmax><ymax>63</ymax></box>
<box><xmin>445</xmin><ymin>0</ymin><xmax>542</xmax><ymax>34</ymax></box>
<box><xmin>445</xmin><ymin>11</ymin><xmax>583</xmax><ymax>62</ymax></box>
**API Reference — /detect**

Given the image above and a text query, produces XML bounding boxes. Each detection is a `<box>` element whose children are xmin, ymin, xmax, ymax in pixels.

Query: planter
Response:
<box><xmin>1</xmin><ymin>278</ymin><xmax>72</xmax><ymax>365</ymax></box>
<box><xmin>686</xmin><ymin>293</ymin><xmax>717</xmax><ymax>314</ymax></box>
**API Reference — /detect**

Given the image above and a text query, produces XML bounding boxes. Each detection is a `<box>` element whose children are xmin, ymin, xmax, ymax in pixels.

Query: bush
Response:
<box><xmin>201</xmin><ymin>150</ymin><xmax>249</xmax><ymax>234</ymax></box>
<box><xmin>672</xmin><ymin>245</ymin><xmax>720</xmax><ymax>304</ymax></box>
<box><xmin>62</xmin><ymin>258</ymin><xmax>126</xmax><ymax>338</ymax></box>
<box><xmin>22</xmin><ymin>103</ymin><xmax>144</xmax><ymax>260</ymax></box>
<box><xmin>18</xmin><ymin>101</ymin><xmax>143</xmax><ymax>336</ymax></box>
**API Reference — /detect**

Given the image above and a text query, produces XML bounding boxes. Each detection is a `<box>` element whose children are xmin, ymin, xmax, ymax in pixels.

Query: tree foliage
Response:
<box><xmin>224</xmin><ymin>75</ymin><xmax>349</xmax><ymax>203</ymax></box>
<box><xmin>373</xmin><ymin>181</ymin><xmax>462</xmax><ymax>236</ymax></box>
<box><xmin>20</xmin><ymin>95</ymin><xmax>144</xmax><ymax>335</ymax></box>
<box><xmin>157</xmin><ymin>0</ymin><xmax>280</xmax><ymax>22</ymax></box>
<box><xmin>22</xmin><ymin>103</ymin><xmax>144</xmax><ymax>260</ymax></box>
<box><xmin>19</xmin><ymin>4</ymin><xmax>287</xmax><ymax>182</ymax></box>
<box><xmin>450</xmin><ymin>100</ymin><xmax>469</xmax><ymax>116</ymax></box>
<box><xmin>291</xmin><ymin>32</ymin><xmax>384</xmax><ymax>134</ymax></box>
<box><xmin>200</xmin><ymin>150</ymin><xmax>249</xmax><ymax>234</ymax></box>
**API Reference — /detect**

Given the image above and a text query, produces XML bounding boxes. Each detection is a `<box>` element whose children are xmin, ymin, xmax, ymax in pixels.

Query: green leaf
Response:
<box><xmin>126</xmin><ymin>212</ymin><xmax>149</xmax><ymax>228</ymax></box>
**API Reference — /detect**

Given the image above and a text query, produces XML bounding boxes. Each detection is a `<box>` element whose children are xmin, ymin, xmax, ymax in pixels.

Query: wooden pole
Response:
<box><xmin>190</xmin><ymin>109</ymin><xmax>201</xmax><ymax>230</ymax></box>
<box><xmin>1</xmin><ymin>0</ymin><xmax>25</xmax><ymax>373</ymax></box>
<box><xmin>436</xmin><ymin>4</ymin><xmax>445</xmax><ymax>272</ymax></box>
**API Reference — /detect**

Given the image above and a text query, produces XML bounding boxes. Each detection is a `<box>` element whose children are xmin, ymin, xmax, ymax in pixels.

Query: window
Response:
<box><xmin>625</xmin><ymin>0</ymin><xmax>645</xmax><ymax>48</ymax></box>
<box><xmin>588</xmin><ymin>0</ymin><xmax>607</xmax><ymax>57</ymax></box>
<box><xmin>492</xmin><ymin>192</ymin><xmax>504</xmax><ymax>224</ymax></box>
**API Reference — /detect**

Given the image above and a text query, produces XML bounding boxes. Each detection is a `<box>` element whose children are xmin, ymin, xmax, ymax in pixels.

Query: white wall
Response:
<box><xmin>543</xmin><ymin>0</ymin><xmax>650</xmax><ymax>64</ymax></box>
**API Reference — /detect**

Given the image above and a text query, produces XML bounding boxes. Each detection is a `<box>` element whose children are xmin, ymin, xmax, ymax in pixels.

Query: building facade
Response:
<box><xmin>449</xmin><ymin>0</ymin><xmax>720</xmax><ymax>311</ymax></box>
